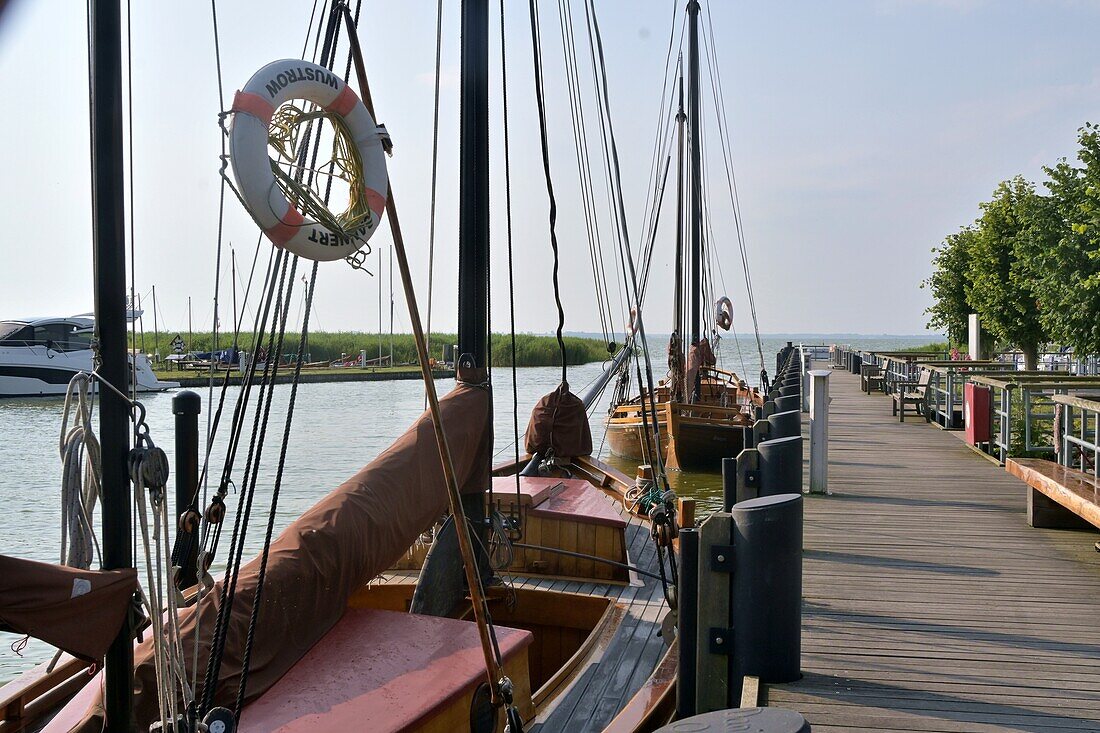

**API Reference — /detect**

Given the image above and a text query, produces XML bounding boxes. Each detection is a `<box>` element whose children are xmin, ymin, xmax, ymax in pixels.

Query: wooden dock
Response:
<box><xmin>768</xmin><ymin>365</ymin><xmax>1100</xmax><ymax>732</ymax></box>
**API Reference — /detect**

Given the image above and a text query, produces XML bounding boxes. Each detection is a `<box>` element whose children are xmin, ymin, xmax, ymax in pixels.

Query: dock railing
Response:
<box><xmin>968</xmin><ymin>375</ymin><xmax>1100</xmax><ymax>464</ymax></box>
<box><xmin>1053</xmin><ymin>394</ymin><xmax>1100</xmax><ymax>485</ymax></box>
<box><xmin>920</xmin><ymin>362</ymin><xmax>1019</xmax><ymax>430</ymax></box>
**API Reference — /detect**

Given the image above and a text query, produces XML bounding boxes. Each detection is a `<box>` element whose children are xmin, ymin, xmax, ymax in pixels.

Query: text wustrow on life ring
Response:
<box><xmin>264</xmin><ymin>67</ymin><xmax>340</xmax><ymax>99</ymax></box>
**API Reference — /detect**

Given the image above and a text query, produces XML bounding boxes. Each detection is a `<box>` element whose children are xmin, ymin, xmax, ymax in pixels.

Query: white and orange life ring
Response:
<box><xmin>715</xmin><ymin>296</ymin><xmax>733</xmax><ymax>331</ymax></box>
<box><xmin>229</xmin><ymin>59</ymin><xmax>388</xmax><ymax>262</ymax></box>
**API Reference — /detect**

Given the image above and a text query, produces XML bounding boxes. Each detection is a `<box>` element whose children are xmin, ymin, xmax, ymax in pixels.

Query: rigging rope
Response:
<box><xmin>500</xmin><ymin>0</ymin><xmax>524</xmax><ymax>522</ymax></box>
<box><xmin>266</xmin><ymin>105</ymin><xmax>373</xmax><ymax>238</ymax></box>
<box><xmin>556</xmin><ymin>0</ymin><xmax>615</xmax><ymax>350</ymax></box>
<box><xmin>202</xmin><ymin>3</ymin><xmax>369</xmax><ymax>718</ymax></box>
<box><xmin>580</xmin><ymin>0</ymin><xmax>669</xmax><ymax>484</ymax></box>
<box><xmin>701</xmin><ymin>2</ymin><xmax>765</xmax><ymax>380</ymax></box>
<box><xmin>132</xmin><ymin>438</ymin><xmax>192</xmax><ymax>730</ymax></box>
<box><xmin>583</xmin><ymin>0</ymin><xmax>679</xmax><ymax>606</ymax></box>
<box><xmin>59</xmin><ymin>375</ymin><xmax>101</xmax><ymax>570</ymax></box>
<box><xmin>425</xmin><ymin>0</ymin><xmax>443</xmax><ymax>366</ymax></box>
<box><xmin>528</xmin><ymin>0</ymin><xmax>568</xmax><ymax>387</ymax></box>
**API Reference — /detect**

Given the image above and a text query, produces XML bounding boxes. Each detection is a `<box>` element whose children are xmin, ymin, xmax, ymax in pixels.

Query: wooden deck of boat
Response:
<box><xmin>768</xmin><ymin>364</ymin><xmax>1100</xmax><ymax>732</ymax></box>
<box><xmin>380</xmin><ymin>502</ymin><xmax>671</xmax><ymax>733</ymax></box>
<box><xmin>524</xmin><ymin>516</ymin><xmax>670</xmax><ymax>732</ymax></box>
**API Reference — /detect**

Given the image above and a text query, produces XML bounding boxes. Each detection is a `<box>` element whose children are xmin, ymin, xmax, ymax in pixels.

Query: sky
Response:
<box><xmin>0</xmin><ymin>0</ymin><xmax>1098</xmax><ymax>339</ymax></box>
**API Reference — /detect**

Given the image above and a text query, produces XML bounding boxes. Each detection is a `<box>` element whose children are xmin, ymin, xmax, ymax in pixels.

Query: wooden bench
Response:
<box><xmin>862</xmin><ymin>358</ymin><xmax>891</xmax><ymax>394</ymax></box>
<box><xmin>1007</xmin><ymin>458</ymin><xmax>1100</xmax><ymax>532</ymax></box>
<box><xmin>891</xmin><ymin>368</ymin><xmax>931</xmax><ymax>422</ymax></box>
<box><xmin>859</xmin><ymin>360</ymin><xmax>881</xmax><ymax>393</ymax></box>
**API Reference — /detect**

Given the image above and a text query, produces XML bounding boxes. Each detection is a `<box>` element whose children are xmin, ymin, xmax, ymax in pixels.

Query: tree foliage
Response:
<box><xmin>966</xmin><ymin>176</ymin><xmax>1050</xmax><ymax>368</ymax></box>
<box><xmin>922</xmin><ymin>228</ymin><xmax>975</xmax><ymax>346</ymax></box>
<box><xmin>1028</xmin><ymin>124</ymin><xmax>1100</xmax><ymax>358</ymax></box>
<box><xmin>924</xmin><ymin>123</ymin><xmax>1100</xmax><ymax>363</ymax></box>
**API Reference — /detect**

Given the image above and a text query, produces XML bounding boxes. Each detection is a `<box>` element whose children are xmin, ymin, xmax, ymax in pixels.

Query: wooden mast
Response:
<box><xmin>674</xmin><ymin>65</ymin><xmax>687</xmax><ymax>402</ymax></box>
<box><xmin>687</xmin><ymin>0</ymin><xmax>702</xmax><ymax>351</ymax></box>
<box><xmin>89</xmin><ymin>0</ymin><xmax>134</xmax><ymax>726</ymax></box>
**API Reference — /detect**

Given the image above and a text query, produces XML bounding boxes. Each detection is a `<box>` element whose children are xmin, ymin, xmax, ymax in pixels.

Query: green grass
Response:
<box><xmin>895</xmin><ymin>341</ymin><xmax>953</xmax><ymax>354</ymax></box>
<box><xmin>134</xmin><ymin>331</ymin><xmax>610</xmax><ymax>368</ymax></box>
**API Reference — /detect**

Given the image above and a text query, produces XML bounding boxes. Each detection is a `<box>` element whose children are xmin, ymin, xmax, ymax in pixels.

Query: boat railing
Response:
<box><xmin>0</xmin><ymin>338</ymin><xmax>93</xmax><ymax>353</ymax></box>
<box><xmin>1052</xmin><ymin>394</ymin><xmax>1100</xmax><ymax>485</ymax></box>
<box><xmin>968</xmin><ymin>375</ymin><xmax>1100</xmax><ymax>464</ymax></box>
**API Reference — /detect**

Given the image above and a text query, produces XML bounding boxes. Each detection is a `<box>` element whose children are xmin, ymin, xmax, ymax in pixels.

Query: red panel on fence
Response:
<box><xmin>965</xmin><ymin>382</ymin><xmax>992</xmax><ymax>445</ymax></box>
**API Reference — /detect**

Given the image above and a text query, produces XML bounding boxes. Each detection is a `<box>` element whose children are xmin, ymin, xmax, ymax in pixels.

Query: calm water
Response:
<box><xmin>0</xmin><ymin>335</ymin><xmax>935</xmax><ymax>680</ymax></box>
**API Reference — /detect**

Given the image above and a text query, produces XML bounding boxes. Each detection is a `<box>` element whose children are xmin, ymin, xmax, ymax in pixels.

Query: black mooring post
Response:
<box><xmin>768</xmin><ymin>409</ymin><xmax>802</xmax><ymax>440</ymax></box>
<box><xmin>173</xmin><ymin>390</ymin><xmax>201</xmax><ymax>588</ymax></box>
<box><xmin>731</xmin><ymin>494</ymin><xmax>803</xmax><ymax>690</ymax></box>
<box><xmin>775</xmin><ymin>394</ymin><xmax>800</xmax><ymax>414</ymax></box>
<box><xmin>722</xmin><ymin>456</ymin><xmax>737</xmax><ymax>512</ymax></box>
<box><xmin>758</xmin><ymin>435</ymin><xmax>803</xmax><ymax>497</ymax></box>
<box><xmin>677</xmin><ymin>527</ymin><xmax>700</xmax><ymax>720</ymax></box>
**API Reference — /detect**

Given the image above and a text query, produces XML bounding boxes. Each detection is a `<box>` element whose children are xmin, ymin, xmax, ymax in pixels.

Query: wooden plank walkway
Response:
<box><xmin>768</xmin><ymin>365</ymin><xmax>1100</xmax><ymax>732</ymax></box>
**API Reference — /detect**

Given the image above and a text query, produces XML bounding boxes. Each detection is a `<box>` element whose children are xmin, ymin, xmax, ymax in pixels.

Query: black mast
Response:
<box><xmin>687</xmin><ymin>0</ymin><xmax>702</xmax><ymax>348</ymax></box>
<box><xmin>457</xmin><ymin>0</ymin><xmax>491</xmax><ymax>554</ymax></box>
<box><xmin>458</xmin><ymin>0</ymin><xmax>490</xmax><ymax>370</ymax></box>
<box><xmin>89</xmin><ymin>0</ymin><xmax>133</xmax><ymax>727</ymax></box>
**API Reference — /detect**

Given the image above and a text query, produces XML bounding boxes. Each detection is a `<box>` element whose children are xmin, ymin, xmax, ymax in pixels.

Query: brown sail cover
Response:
<box><xmin>0</xmin><ymin>555</ymin><xmax>137</xmax><ymax>663</ymax></box>
<box><xmin>524</xmin><ymin>383</ymin><xmax>592</xmax><ymax>458</ymax></box>
<box><xmin>58</xmin><ymin>372</ymin><xmax>492</xmax><ymax>732</ymax></box>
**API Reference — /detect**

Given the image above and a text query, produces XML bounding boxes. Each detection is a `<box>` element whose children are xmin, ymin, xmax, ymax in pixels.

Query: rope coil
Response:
<box><xmin>266</xmin><ymin>104</ymin><xmax>373</xmax><ymax>238</ymax></box>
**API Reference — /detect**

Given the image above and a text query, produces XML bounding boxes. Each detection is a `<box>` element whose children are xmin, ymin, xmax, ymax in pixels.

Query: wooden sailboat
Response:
<box><xmin>606</xmin><ymin>1</ymin><xmax>764</xmax><ymax>472</ymax></box>
<box><xmin>0</xmin><ymin>2</ymin><xmax>681</xmax><ymax>732</ymax></box>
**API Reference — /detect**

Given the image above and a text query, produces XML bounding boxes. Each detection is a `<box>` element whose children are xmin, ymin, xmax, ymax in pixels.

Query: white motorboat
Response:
<box><xmin>0</xmin><ymin>316</ymin><xmax>179</xmax><ymax>397</ymax></box>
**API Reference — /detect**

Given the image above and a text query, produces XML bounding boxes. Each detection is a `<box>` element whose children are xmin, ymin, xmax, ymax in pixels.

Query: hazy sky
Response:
<box><xmin>1</xmin><ymin>0</ymin><xmax>1097</xmax><ymax>338</ymax></box>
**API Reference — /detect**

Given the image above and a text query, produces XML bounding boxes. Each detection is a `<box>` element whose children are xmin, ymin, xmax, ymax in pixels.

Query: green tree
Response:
<box><xmin>966</xmin><ymin>176</ymin><xmax>1050</xmax><ymax>369</ymax></box>
<box><xmin>1029</xmin><ymin>124</ymin><xmax>1100</xmax><ymax>359</ymax></box>
<box><xmin>922</xmin><ymin>228</ymin><xmax>975</xmax><ymax>346</ymax></box>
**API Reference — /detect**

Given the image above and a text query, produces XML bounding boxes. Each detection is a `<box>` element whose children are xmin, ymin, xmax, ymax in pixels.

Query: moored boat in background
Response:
<box><xmin>0</xmin><ymin>316</ymin><xmax>177</xmax><ymax>397</ymax></box>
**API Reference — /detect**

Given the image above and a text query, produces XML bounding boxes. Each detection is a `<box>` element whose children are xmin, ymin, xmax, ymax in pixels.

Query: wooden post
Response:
<box><xmin>676</xmin><ymin>527</ymin><xmax>699</xmax><ymax>720</ymax></box>
<box><xmin>752</xmin><ymin>419</ymin><xmax>771</xmax><ymax>447</ymax></box>
<box><xmin>665</xmin><ymin>401</ymin><xmax>681</xmax><ymax>470</ymax></box>
<box><xmin>735</xmin><ymin>449</ymin><xmax>760</xmax><ymax>504</ymax></box>
<box><xmin>678</xmin><ymin>497</ymin><xmax>696</xmax><ymax>530</ymax></box>
<box><xmin>695</xmin><ymin>512</ymin><xmax>732</xmax><ymax>714</ymax></box>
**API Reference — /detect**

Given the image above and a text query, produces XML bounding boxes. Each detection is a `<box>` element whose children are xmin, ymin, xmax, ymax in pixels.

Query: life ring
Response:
<box><xmin>229</xmin><ymin>59</ymin><xmax>388</xmax><ymax>262</ymax></box>
<box><xmin>715</xmin><ymin>296</ymin><xmax>733</xmax><ymax>331</ymax></box>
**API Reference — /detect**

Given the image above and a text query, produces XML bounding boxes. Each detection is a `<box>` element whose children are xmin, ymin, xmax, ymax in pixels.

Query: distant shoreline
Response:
<box><xmin>135</xmin><ymin>332</ymin><xmax>611</xmax><ymax>368</ymax></box>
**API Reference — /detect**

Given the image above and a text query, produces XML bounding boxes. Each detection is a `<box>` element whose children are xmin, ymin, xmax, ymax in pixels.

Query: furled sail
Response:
<box><xmin>524</xmin><ymin>383</ymin><xmax>592</xmax><ymax>459</ymax></box>
<box><xmin>0</xmin><ymin>556</ymin><xmax>137</xmax><ymax>663</ymax></box>
<box><xmin>50</xmin><ymin>371</ymin><xmax>492</xmax><ymax>732</ymax></box>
